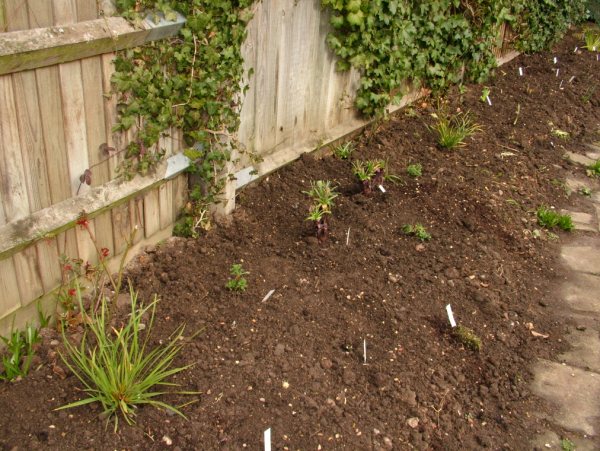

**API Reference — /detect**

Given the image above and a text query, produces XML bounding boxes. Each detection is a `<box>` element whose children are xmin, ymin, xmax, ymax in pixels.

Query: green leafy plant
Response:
<box><xmin>453</xmin><ymin>325</ymin><xmax>482</xmax><ymax>352</ymax></box>
<box><xmin>587</xmin><ymin>159</ymin><xmax>600</xmax><ymax>177</ymax></box>
<box><xmin>0</xmin><ymin>322</ymin><xmax>41</xmax><ymax>382</ymax></box>
<box><xmin>551</xmin><ymin>128</ymin><xmax>570</xmax><ymax>140</ymax></box>
<box><xmin>226</xmin><ymin>263</ymin><xmax>249</xmax><ymax>292</ymax></box>
<box><xmin>58</xmin><ymin>285</ymin><xmax>195</xmax><ymax>430</ymax></box>
<box><xmin>480</xmin><ymin>87</ymin><xmax>491</xmax><ymax>102</ymax></box>
<box><xmin>304</xmin><ymin>180</ymin><xmax>338</xmax><ymax>242</ymax></box>
<box><xmin>402</xmin><ymin>223</ymin><xmax>432</xmax><ymax>241</ymax></box>
<box><xmin>407</xmin><ymin>163</ymin><xmax>423</xmax><ymax>178</ymax></box>
<box><xmin>560</xmin><ymin>437</ymin><xmax>575</xmax><ymax>451</ymax></box>
<box><xmin>173</xmin><ymin>186</ymin><xmax>212</xmax><ymax>238</ymax></box>
<box><xmin>430</xmin><ymin>110</ymin><xmax>482</xmax><ymax>149</ymax></box>
<box><xmin>580</xmin><ymin>187</ymin><xmax>592</xmax><ymax>196</ymax></box>
<box><xmin>536</xmin><ymin>206</ymin><xmax>574</xmax><ymax>231</ymax></box>
<box><xmin>332</xmin><ymin>141</ymin><xmax>355</xmax><ymax>160</ymax></box>
<box><xmin>352</xmin><ymin>160</ymin><xmax>385</xmax><ymax>194</ymax></box>
<box><xmin>322</xmin><ymin>0</ymin><xmax>585</xmax><ymax>116</ymax></box>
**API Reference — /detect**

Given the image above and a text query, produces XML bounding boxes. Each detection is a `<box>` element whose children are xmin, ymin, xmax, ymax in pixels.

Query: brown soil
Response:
<box><xmin>1</xmin><ymin>29</ymin><xmax>600</xmax><ymax>450</ymax></box>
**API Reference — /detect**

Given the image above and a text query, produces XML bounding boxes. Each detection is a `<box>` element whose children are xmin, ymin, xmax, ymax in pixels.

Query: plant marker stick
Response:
<box><xmin>446</xmin><ymin>304</ymin><xmax>457</xmax><ymax>328</ymax></box>
<box><xmin>363</xmin><ymin>339</ymin><xmax>367</xmax><ymax>364</ymax></box>
<box><xmin>486</xmin><ymin>95</ymin><xmax>492</xmax><ymax>106</ymax></box>
<box><xmin>574</xmin><ymin>46</ymin><xmax>578</xmax><ymax>53</ymax></box>
<box><xmin>264</xmin><ymin>429</ymin><xmax>271</xmax><ymax>451</ymax></box>
<box><xmin>346</xmin><ymin>227</ymin><xmax>351</xmax><ymax>246</ymax></box>
<box><xmin>555</xmin><ymin>69</ymin><xmax>559</xmax><ymax>77</ymax></box>
<box><xmin>518</xmin><ymin>67</ymin><xmax>523</xmax><ymax>76</ymax></box>
<box><xmin>569</xmin><ymin>76</ymin><xmax>575</xmax><ymax>83</ymax></box>
<box><xmin>261</xmin><ymin>289</ymin><xmax>275</xmax><ymax>303</ymax></box>
<box><xmin>559</xmin><ymin>80</ymin><xmax>563</xmax><ymax>89</ymax></box>
<box><xmin>378</xmin><ymin>185</ymin><xmax>386</xmax><ymax>193</ymax></box>
<box><xmin>553</xmin><ymin>56</ymin><xmax>557</xmax><ymax>64</ymax></box>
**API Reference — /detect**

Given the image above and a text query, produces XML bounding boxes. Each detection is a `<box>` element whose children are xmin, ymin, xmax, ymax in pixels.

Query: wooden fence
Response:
<box><xmin>0</xmin><ymin>0</ymin><xmax>518</xmax><ymax>334</ymax></box>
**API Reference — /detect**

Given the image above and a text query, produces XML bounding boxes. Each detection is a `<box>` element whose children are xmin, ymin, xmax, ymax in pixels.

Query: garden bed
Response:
<box><xmin>1</xmin><ymin>29</ymin><xmax>599</xmax><ymax>450</ymax></box>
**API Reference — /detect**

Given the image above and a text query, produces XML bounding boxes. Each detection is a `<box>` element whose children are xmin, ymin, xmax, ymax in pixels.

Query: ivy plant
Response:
<box><xmin>321</xmin><ymin>0</ymin><xmax>585</xmax><ymax>116</ymax></box>
<box><xmin>112</xmin><ymin>0</ymin><xmax>256</xmax><ymax>233</ymax></box>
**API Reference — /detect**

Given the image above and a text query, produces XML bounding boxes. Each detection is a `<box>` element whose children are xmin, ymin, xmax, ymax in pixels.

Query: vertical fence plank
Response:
<box><xmin>0</xmin><ymin>0</ymin><xmax>6</xmax><ymax>32</ymax></box>
<box><xmin>111</xmin><ymin>203</ymin><xmax>132</xmax><ymax>256</ymax></box>
<box><xmin>4</xmin><ymin>0</ymin><xmax>28</xmax><ymax>32</ymax></box>
<box><xmin>0</xmin><ymin>76</ymin><xmax>29</xmax><ymax>222</ymax></box>
<box><xmin>159</xmin><ymin>181</ymin><xmax>173</xmax><ymax>230</ymax></box>
<box><xmin>0</xmin><ymin>257</ymin><xmax>21</xmax><ymax>319</ymax></box>
<box><xmin>143</xmin><ymin>189</ymin><xmax>161</xmax><ymax>238</ymax></box>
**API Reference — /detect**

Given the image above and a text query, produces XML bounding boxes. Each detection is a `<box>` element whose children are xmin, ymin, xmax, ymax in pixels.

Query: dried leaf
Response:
<box><xmin>531</xmin><ymin>330</ymin><xmax>549</xmax><ymax>338</ymax></box>
<box><xmin>79</xmin><ymin>169</ymin><xmax>92</xmax><ymax>185</ymax></box>
<box><xmin>99</xmin><ymin>143</ymin><xmax>116</xmax><ymax>156</ymax></box>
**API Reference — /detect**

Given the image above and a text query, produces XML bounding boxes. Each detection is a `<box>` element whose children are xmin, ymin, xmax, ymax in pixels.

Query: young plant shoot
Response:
<box><xmin>304</xmin><ymin>180</ymin><xmax>338</xmax><ymax>242</ymax></box>
<box><xmin>352</xmin><ymin>160</ymin><xmax>386</xmax><ymax>195</ymax></box>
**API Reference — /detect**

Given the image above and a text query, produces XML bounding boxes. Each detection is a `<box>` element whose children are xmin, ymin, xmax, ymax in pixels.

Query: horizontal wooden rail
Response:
<box><xmin>0</xmin><ymin>153</ymin><xmax>190</xmax><ymax>260</ymax></box>
<box><xmin>0</xmin><ymin>12</ymin><xmax>185</xmax><ymax>75</ymax></box>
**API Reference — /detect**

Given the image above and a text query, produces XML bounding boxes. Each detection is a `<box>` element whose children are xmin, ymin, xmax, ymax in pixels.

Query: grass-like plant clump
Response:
<box><xmin>536</xmin><ymin>206</ymin><xmax>574</xmax><ymax>231</ymax></box>
<box><xmin>332</xmin><ymin>141</ymin><xmax>354</xmax><ymax>160</ymax></box>
<box><xmin>58</xmin><ymin>286</ymin><xmax>196</xmax><ymax>430</ymax></box>
<box><xmin>0</xmin><ymin>323</ymin><xmax>41</xmax><ymax>381</ymax></box>
<box><xmin>402</xmin><ymin>223</ymin><xmax>432</xmax><ymax>241</ymax></box>
<box><xmin>583</xmin><ymin>27</ymin><xmax>600</xmax><ymax>51</ymax></box>
<box><xmin>406</xmin><ymin>163</ymin><xmax>423</xmax><ymax>178</ymax></box>
<box><xmin>587</xmin><ymin>159</ymin><xmax>600</xmax><ymax>177</ymax></box>
<box><xmin>430</xmin><ymin>110</ymin><xmax>482</xmax><ymax>149</ymax></box>
<box><xmin>226</xmin><ymin>263</ymin><xmax>249</xmax><ymax>292</ymax></box>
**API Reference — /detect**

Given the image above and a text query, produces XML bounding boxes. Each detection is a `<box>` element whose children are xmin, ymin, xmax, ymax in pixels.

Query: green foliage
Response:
<box><xmin>583</xmin><ymin>26</ymin><xmax>600</xmax><ymax>50</ymax></box>
<box><xmin>0</xmin><ymin>322</ymin><xmax>41</xmax><ymax>381</ymax></box>
<box><xmin>173</xmin><ymin>187</ymin><xmax>212</xmax><ymax>238</ymax></box>
<box><xmin>58</xmin><ymin>286</ymin><xmax>195</xmax><ymax>430</ymax></box>
<box><xmin>453</xmin><ymin>325</ymin><xmax>482</xmax><ymax>352</ymax></box>
<box><xmin>580</xmin><ymin>187</ymin><xmax>592</xmax><ymax>196</ymax></box>
<box><xmin>226</xmin><ymin>263</ymin><xmax>249</xmax><ymax>292</ymax></box>
<box><xmin>402</xmin><ymin>223</ymin><xmax>431</xmax><ymax>241</ymax></box>
<box><xmin>480</xmin><ymin>87</ymin><xmax>491</xmax><ymax>103</ymax></box>
<box><xmin>113</xmin><ymin>0</ymin><xmax>256</xmax><ymax>204</ymax></box>
<box><xmin>303</xmin><ymin>180</ymin><xmax>339</xmax><ymax>214</ymax></box>
<box><xmin>587</xmin><ymin>159</ymin><xmax>600</xmax><ymax>177</ymax></box>
<box><xmin>560</xmin><ymin>438</ymin><xmax>575</xmax><ymax>451</ymax></box>
<box><xmin>332</xmin><ymin>141</ymin><xmax>355</xmax><ymax>159</ymax></box>
<box><xmin>322</xmin><ymin>0</ymin><xmax>585</xmax><ymax>116</ymax></box>
<box><xmin>406</xmin><ymin>163</ymin><xmax>422</xmax><ymax>177</ymax></box>
<box><xmin>536</xmin><ymin>206</ymin><xmax>574</xmax><ymax>231</ymax></box>
<box><xmin>430</xmin><ymin>110</ymin><xmax>481</xmax><ymax>149</ymax></box>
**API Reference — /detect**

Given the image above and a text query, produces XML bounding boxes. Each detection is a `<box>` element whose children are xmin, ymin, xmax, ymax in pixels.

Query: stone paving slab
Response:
<box><xmin>559</xmin><ymin>328</ymin><xmax>600</xmax><ymax>373</ymax></box>
<box><xmin>531</xmin><ymin>359</ymin><xmax>600</xmax><ymax>436</ymax></box>
<box><xmin>560</xmin><ymin>272</ymin><xmax>600</xmax><ymax>313</ymax></box>
<box><xmin>562</xmin><ymin>210</ymin><xmax>597</xmax><ymax>232</ymax></box>
<box><xmin>561</xmin><ymin>243</ymin><xmax>600</xmax><ymax>274</ymax></box>
<box><xmin>567</xmin><ymin>151</ymin><xmax>596</xmax><ymax>166</ymax></box>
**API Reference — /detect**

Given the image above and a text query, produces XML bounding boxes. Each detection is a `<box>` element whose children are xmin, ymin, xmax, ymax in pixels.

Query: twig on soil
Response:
<box><xmin>432</xmin><ymin>389</ymin><xmax>450</xmax><ymax>429</ymax></box>
<box><xmin>346</xmin><ymin>227</ymin><xmax>351</xmax><ymax>246</ymax></box>
<box><xmin>513</xmin><ymin>103</ymin><xmax>521</xmax><ymax>126</ymax></box>
<box><xmin>498</xmin><ymin>144</ymin><xmax>521</xmax><ymax>154</ymax></box>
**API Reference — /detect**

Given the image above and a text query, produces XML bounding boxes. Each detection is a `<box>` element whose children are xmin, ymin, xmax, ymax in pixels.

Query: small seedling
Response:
<box><xmin>352</xmin><ymin>159</ymin><xmax>386</xmax><ymax>195</ymax></box>
<box><xmin>304</xmin><ymin>180</ymin><xmax>338</xmax><ymax>242</ymax></box>
<box><xmin>480</xmin><ymin>87</ymin><xmax>491</xmax><ymax>103</ymax></box>
<box><xmin>402</xmin><ymin>223</ymin><xmax>431</xmax><ymax>241</ymax></box>
<box><xmin>551</xmin><ymin>128</ymin><xmax>570</xmax><ymax>140</ymax></box>
<box><xmin>332</xmin><ymin>141</ymin><xmax>354</xmax><ymax>160</ymax></box>
<box><xmin>0</xmin><ymin>322</ymin><xmax>41</xmax><ymax>381</ymax></box>
<box><xmin>453</xmin><ymin>325</ymin><xmax>482</xmax><ymax>352</ymax></box>
<box><xmin>587</xmin><ymin>159</ymin><xmax>600</xmax><ymax>177</ymax></box>
<box><xmin>536</xmin><ymin>206</ymin><xmax>574</xmax><ymax>231</ymax></box>
<box><xmin>580</xmin><ymin>187</ymin><xmax>592</xmax><ymax>196</ymax></box>
<box><xmin>226</xmin><ymin>263</ymin><xmax>249</xmax><ymax>292</ymax></box>
<box><xmin>406</xmin><ymin>163</ymin><xmax>422</xmax><ymax>177</ymax></box>
<box><xmin>560</xmin><ymin>438</ymin><xmax>575</xmax><ymax>451</ymax></box>
<box><xmin>581</xmin><ymin>85</ymin><xmax>597</xmax><ymax>103</ymax></box>
<box><xmin>430</xmin><ymin>110</ymin><xmax>482</xmax><ymax>149</ymax></box>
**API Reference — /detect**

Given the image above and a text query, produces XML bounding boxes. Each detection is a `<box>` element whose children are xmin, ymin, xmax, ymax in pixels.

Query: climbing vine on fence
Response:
<box><xmin>322</xmin><ymin>0</ymin><xmax>586</xmax><ymax>116</ymax></box>
<box><xmin>111</xmin><ymin>0</ymin><xmax>255</xmax><ymax>234</ymax></box>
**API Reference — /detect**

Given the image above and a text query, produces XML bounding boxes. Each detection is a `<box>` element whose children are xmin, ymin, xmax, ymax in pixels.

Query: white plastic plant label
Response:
<box><xmin>363</xmin><ymin>339</ymin><xmax>367</xmax><ymax>364</ymax></box>
<box><xmin>518</xmin><ymin>67</ymin><xmax>523</xmax><ymax>76</ymax></box>
<box><xmin>553</xmin><ymin>56</ymin><xmax>558</xmax><ymax>64</ymax></box>
<box><xmin>446</xmin><ymin>304</ymin><xmax>457</xmax><ymax>328</ymax></box>
<box><xmin>264</xmin><ymin>428</ymin><xmax>271</xmax><ymax>451</ymax></box>
<box><xmin>486</xmin><ymin>96</ymin><xmax>492</xmax><ymax>106</ymax></box>
<box><xmin>378</xmin><ymin>185</ymin><xmax>386</xmax><ymax>193</ymax></box>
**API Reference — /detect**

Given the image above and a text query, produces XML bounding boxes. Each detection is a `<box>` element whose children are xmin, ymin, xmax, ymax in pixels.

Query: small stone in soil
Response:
<box><xmin>320</xmin><ymin>357</ymin><xmax>333</xmax><ymax>369</ymax></box>
<box><xmin>407</xmin><ymin>417</ymin><xmax>419</xmax><ymax>428</ymax></box>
